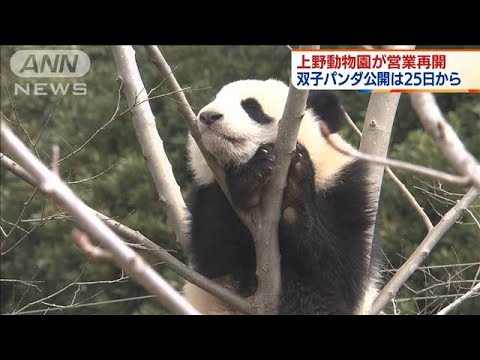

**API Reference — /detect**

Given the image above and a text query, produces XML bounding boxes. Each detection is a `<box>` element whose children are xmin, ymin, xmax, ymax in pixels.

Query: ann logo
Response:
<box><xmin>10</xmin><ymin>50</ymin><xmax>90</xmax><ymax>78</ymax></box>
<box><xmin>19</xmin><ymin>54</ymin><xmax>78</xmax><ymax>74</ymax></box>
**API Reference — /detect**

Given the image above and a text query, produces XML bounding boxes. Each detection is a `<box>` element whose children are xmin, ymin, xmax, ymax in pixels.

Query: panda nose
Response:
<box><xmin>199</xmin><ymin>111</ymin><xmax>223</xmax><ymax>126</ymax></box>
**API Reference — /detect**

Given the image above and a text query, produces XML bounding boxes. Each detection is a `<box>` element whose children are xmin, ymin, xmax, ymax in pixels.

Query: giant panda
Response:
<box><xmin>183</xmin><ymin>79</ymin><xmax>382</xmax><ymax>315</ymax></box>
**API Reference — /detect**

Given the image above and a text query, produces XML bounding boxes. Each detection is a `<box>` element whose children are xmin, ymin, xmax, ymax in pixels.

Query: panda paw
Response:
<box><xmin>227</xmin><ymin>143</ymin><xmax>275</xmax><ymax>210</ymax></box>
<box><xmin>290</xmin><ymin>143</ymin><xmax>314</xmax><ymax>182</ymax></box>
<box><xmin>281</xmin><ymin>143</ymin><xmax>315</xmax><ymax>226</ymax></box>
<box><xmin>249</xmin><ymin>143</ymin><xmax>276</xmax><ymax>180</ymax></box>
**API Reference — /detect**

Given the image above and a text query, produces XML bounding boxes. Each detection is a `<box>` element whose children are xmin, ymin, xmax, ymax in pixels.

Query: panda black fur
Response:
<box><xmin>184</xmin><ymin>79</ymin><xmax>382</xmax><ymax>315</ymax></box>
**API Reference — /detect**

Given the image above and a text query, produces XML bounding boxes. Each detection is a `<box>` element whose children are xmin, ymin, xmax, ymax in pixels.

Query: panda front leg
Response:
<box><xmin>280</xmin><ymin>143</ymin><xmax>317</xmax><ymax>235</ymax></box>
<box><xmin>278</xmin><ymin>144</ymin><xmax>355</xmax><ymax>315</ymax></box>
<box><xmin>226</xmin><ymin>143</ymin><xmax>275</xmax><ymax>210</ymax></box>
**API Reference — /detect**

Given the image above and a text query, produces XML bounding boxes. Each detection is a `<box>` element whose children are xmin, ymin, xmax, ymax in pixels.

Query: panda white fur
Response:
<box><xmin>183</xmin><ymin>79</ymin><xmax>382</xmax><ymax>315</ymax></box>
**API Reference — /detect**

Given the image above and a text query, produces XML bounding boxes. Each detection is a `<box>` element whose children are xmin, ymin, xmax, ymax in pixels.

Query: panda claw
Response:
<box><xmin>294</xmin><ymin>162</ymin><xmax>302</xmax><ymax>174</ymax></box>
<box><xmin>282</xmin><ymin>142</ymin><xmax>315</xmax><ymax>212</ymax></box>
<box><xmin>283</xmin><ymin>207</ymin><xmax>297</xmax><ymax>224</ymax></box>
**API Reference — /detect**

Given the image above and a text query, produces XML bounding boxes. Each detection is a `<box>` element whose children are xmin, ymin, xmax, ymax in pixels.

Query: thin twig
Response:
<box><xmin>1</xmin><ymin>208</ymin><xmax>45</xmax><ymax>255</ymax></box>
<box><xmin>58</xmin><ymin>82</ymin><xmax>123</xmax><ymax>164</ymax></box>
<box><xmin>2</xmin><ymin>187</ymin><xmax>39</xmax><ymax>241</ymax></box>
<box><xmin>68</xmin><ymin>159</ymin><xmax>125</xmax><ymax>185</ymax></box>
<box><xmin>1</xmin><ymin>216</ymin><xmax>30</xmax><ymax>234</ymax></box>
<box><xmin>33</xmin><ymin>96</ymin><xmax>63</xmax><ymax>151</ymax></box>
<box><xmin>343</xmin><ymin>110</ymin><xmax>363</xmax><ymax>137</ymax></box>
<box><xmin>380</xmin><ymin>262</ymin><xmax>480</xmax><ymax>273</ymax></box>
<box><xmin>15</xmin><ymin>294</ymin><xmax>157</xmax><ymax>315</ymax></box>
<box><xmin>386</xmin><ymin>168</ymin><xmax>434</xmax><ymax>230</ymax></box>
<box><xmin>0</xmin><ymin>279</ymin><xmax>43</xmax><ymax>291</ymax></box>
<box><xmin>1</xmin><ymin>77</ymin><xmax>38</xmax><ymax>157</ymax></box>
<box><xmin>395</xmin><ymin>293</ymin><xmax>473</xmax><ymax>303</ymax></box>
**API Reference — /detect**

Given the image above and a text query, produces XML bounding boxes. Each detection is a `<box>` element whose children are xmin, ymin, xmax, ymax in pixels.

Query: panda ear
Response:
<box><xmin>306</xmin><ymin>90</ymin><xmax>345</xmax><ymax>133</ymax></box>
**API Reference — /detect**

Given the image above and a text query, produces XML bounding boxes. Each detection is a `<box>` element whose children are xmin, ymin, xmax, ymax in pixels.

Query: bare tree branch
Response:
<box><xmin>144</xmin><ymin>45</ymin><xmax>229</xmax><ymax>197</ymax></box>
<box><xmin>385</xmin><ymin>168</ymin><xmax>434</xmax><ymax>231</ymax></box>
<box><xmin>410</xmin><ymin>92</ymin><xmax>480</xmax><ymax>190</ymax></box>
<box><xmin>0</xmin><ymin>121</ymin><xmax>200</xmax><ymax>315</ymax></box>
<box><xmin>111</xmin><ymin>46</ymin><xmax>189</xmax><ymax>250</ymax></box>
<box><xmin>357</xmin><ymin>45</ymin><xmax>416</xmax><ymax>310</ymax></box>
<box><xmin>358</xmin><ymin>90</ymin><xmax>402</xmax><ymax>260</ymax></box>
<box><xmin>1</xmin><ymin>153</ymin><xmax>37</xmax><ymax>186</ymax></box>
<box><xmin>437</xmin><ymin>282</ymin><xmax>480</xmax><ymax>315</ymax></box>
<box><xmin>250</xmin><ymin>46</ymin><xmax>317</xmax><ymax>311</ymax></box>
<box><xmin>370</xmin><ymin>187</ymin><xmax>480</xmax><ymax>314</ymax></box>
<box><xmin>1</xmin><ymin>152</ymin><xmax>251</xmax><ymax>314</ymax></box>
<box><xmin>321</xmin><ymin>124</ymin><xmax>471</xmax><ymax>186</ymax></box>
<box><xmin>343</xmin><ymin>111</ymin><xmax>433</xmax><ymax>231</ymax></box>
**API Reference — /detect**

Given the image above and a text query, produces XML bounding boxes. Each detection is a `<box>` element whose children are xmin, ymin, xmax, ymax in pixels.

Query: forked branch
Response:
<box><xmin>112</xmin><ymin>46</ymin><xmax>189</xmax><ymax>249</ymax></box>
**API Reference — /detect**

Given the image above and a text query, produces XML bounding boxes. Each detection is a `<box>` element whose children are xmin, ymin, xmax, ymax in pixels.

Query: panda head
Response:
<box><xmin>193</xmin><ymin>79</ymin><xmax>288</xmax><ymax>168</ymax></box>
<box><xmin>188</xmin><ymin>78</ymin><xmax>346</xmax><ymax>186</ymax></box>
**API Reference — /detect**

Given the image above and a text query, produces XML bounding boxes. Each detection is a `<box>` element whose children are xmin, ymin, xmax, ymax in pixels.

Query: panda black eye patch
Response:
<box><xmin>241</xmin><ymin>98</ymin><xmax>273</xmax><ymax>124</ymax></box>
